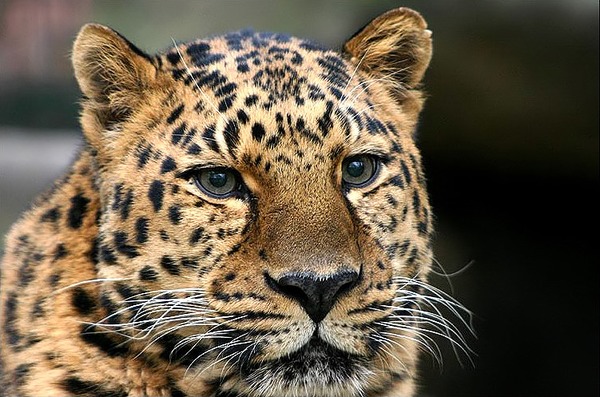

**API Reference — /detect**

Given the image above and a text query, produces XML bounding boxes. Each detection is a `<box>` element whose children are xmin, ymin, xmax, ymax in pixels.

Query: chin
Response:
<box><xmin>238</xmin><ymin>338</ymin><xmax>372</xmax><ymax>397</ymax></box>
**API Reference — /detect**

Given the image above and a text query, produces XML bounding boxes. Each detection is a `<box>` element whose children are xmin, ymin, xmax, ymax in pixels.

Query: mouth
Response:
<box><xmin>272</xmin><ymin>335</ymin><xmax>359</xmax><ymax>369</ymax></box>
<box><xmin>238</xmin><ymin>335</ymin><xmax>369</xmax><ymax>395</ymax></box>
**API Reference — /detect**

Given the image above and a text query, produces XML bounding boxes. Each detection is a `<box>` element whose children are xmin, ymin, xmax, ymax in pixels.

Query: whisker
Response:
<box><xmin>367</xmin><ymin>274</ymin><xmax>478</xmax><ymax>368</ymax></box>
<box><xmin>339</xmin><ymin>49</ymin><xmax>370</xmax><ymax>105</ymax></box>
<box><xmin>430</xmin><ymin>258</ymin><xmax>476</xmax><ymax>296</ymax></box>
<box><xmin>53</xmin><ymin>277</ymin><xmax>132</xmax><ymax>295</ymax></box>
<box><xmin>341</xmin><ymin>67</ymin><xmax>411</xmax><ymax>107</ymax></box>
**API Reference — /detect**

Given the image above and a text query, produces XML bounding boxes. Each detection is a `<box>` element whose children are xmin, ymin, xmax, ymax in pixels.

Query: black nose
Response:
<box><xmin>265</xmin><ymin>270</ymin><xmax>360</xmax><ymax>323</ymax></box>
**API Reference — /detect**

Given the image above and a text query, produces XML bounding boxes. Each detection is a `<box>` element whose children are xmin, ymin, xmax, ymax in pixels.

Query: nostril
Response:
<box><xmin>264</xmin><ymin>272</ymin><xmax>311</xmax><ymax>304</ymax></box>
<box><xmin>278</xmin><ymin>284</ymin><xmax>309</xmax><ymax>304</ymax></box>
<box><xmin>336</xmin><ymin>276</ymin><xmax>357</xmax><ymax>296</ymax></box>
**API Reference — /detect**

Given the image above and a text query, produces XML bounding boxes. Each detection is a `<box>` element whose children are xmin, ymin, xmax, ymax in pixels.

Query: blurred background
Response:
<box><xmin>0</xmin><ymin>0</ymin><xmax>598</xmax><ymax>395</ymax></box>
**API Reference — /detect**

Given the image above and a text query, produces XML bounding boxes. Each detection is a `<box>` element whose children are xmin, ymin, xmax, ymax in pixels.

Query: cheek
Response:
<box><xmin>170</xmin><ymin>199</ymin><xmax>249</xmax><ymax>242</ymax></box>
<box><xmin>349</xmin><ymin>184</ymin><xmax>408</xmax><ymax>237</ymax></box>
<box><xmin>131</xmin><ymin>184</ymin><xmax>251</xmax><ymax>271</ymax></box>
<box><xmin>349</xmin><ymin>183</ymin><xmax>432</xmax><ymax>274</ymax></box>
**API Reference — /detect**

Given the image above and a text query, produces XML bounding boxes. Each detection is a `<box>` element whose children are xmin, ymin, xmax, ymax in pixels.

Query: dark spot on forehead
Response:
<box><xmin>223</xmin><ymin>120</ymin><xmax>241</xmax><ymax>156</ymax></box>
<box><xmin>237</xmin><ymin>63</ymin><xmax>250</xmax><ymax>73</ymax></box>
<box><xmin>187</xmin><ymin>143</ymin><xmax>202</xmax><ymax>155</ymax></box>
<box><xmin>218</xmin><ymin>95</ymin><xmax>236</xmax><ymax>112</ymax></box>
<box><xmin>251</xmin><ymin>123</ymin><xmax>266</xmax><ymax>142</ymax></box>
<box><xmin>317</xmin><ymin>55</ymin><xmax>350</xmax><ymax>88</ymax></box>
<box><xmin>215</xmin><ymin>82</ymin><xmax>237</xmax><ymax>98</ymax></box>
<box><xmin>160</xmin><ymin>230</ymin><xmax>170</xmax><ymax>241</ymax></box>
<box><xmin>181</xmin><ymin>127</ymin><xmax>198</xmax><ymax>147</ymax></box>
<box><xmin>187</xmin><ymin>41</ymin><xmax>210</xmax><ymax>54</ymax></box>
<box><xmin>346</xmin><ymin>107</ymin><xmax>363</xmax><ymax>130</ymax></box>
<box><xmin>161</xmin><ymin>157</ymin><xmax>177</xmax><ymax>174</ymax></box>
<box><xmin>202</xmin><ymin>124</ymin><xmax>220</xmax><ymax>152</ymax></box>
<box><xmin>171</xmin><ymin>123</ymin><xmax>187</xmax><ymax>145</ymax></box>
<box><xmin>258</xmin><ymin>249</ymin><xmax>268</xmax><ymax>261</ymax></box>
<box><xmin>317</xmin><ymin>101</ymin><xmax>334</xmax><ymax>137</ymax></box>
<box><xmin>166</xmin><ymin>51</ymin><xmax>180</xmax><ymax>65</ymax></box>
<box><xmin>253</xmin><ymin>65</ymin><xmax>306</xmax><ymax>101</ymax></box>
<box><xmin>300</xmin><ymin>40</ymin><xmax>325</xmax><ymax>51</ymax></box>
<box><xmin>188</xmin><ymin>45</ymin><xmax>225</xmax><ymax>68</ymax></box>
<box><xmin>245</xmin><ymin>95</ymin><xmax>259</xmax><ymax>106</ymax></box>
<box><xmin>237</xmin><ymin>109</ymin><xmax>250</xmax><ymax>125</ymax></box>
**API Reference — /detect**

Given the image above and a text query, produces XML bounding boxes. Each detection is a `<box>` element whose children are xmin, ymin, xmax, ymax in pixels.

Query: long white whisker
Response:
<box><xmin>53</xmin><ymin>277</ymin><xmax>132</xmax><ymax>295</ymax></box>
<box><xmin>379</xmin><ymin>274</ymin><xmax>476</xmax><ymax>368</ymax></box>
<box><xmin>430</xmin><ymin>258</ymin><xmax>476</xmax><ymax>296</ymax></box>
<box><xmin>339</xmin><ymin>49</ymin><xmax>370</xmax><ymax>105</ymax></box>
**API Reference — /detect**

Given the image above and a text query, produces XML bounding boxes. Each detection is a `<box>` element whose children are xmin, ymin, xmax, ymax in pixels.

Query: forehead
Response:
<box><xmin>165</xmin><ymin>30</ymin><xmax>352</xmax><ymax>101</ymax></box>
<box><xmin>154</xmin><ymin>30</ymin><xmax>406</xmax><ymax>171</ymax></box>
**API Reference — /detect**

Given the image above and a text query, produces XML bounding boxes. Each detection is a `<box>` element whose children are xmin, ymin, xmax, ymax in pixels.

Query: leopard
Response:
<box><xmin>0</xmin><ymin>7</ymin><xmax>470</xmax><ymax>397</ymax></box>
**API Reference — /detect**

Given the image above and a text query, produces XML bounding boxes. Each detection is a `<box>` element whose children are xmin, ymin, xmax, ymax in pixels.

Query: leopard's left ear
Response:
<box><xmin>343</xmin><ymin>8</ymin><xmax>432</xmax><ymax>90</ymax></box>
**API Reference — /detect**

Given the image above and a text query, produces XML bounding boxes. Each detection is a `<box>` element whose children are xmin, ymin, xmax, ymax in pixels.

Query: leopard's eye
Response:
<box><xmin>342</xmin><ymin>155</ymin><xmax>379</xmax><ymax>188</ymax></box>
<box><xmin>193</xmin><ymin>167</ymin><xmax>240</xmax><ymax>198</ymax></box>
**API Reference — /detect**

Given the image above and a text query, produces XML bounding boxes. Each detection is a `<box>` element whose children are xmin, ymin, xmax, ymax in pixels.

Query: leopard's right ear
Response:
<box><xmin>72</xmin><ymin>24</ymin><xmax>156</xmax><ymax>130</ymax></box>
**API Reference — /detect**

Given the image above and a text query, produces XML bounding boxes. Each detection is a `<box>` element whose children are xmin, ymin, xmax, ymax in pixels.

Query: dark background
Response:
<box><xmin>0</xmin><ymin>1</ymin><xmax>598</xmax><ymax>396</ymax></box>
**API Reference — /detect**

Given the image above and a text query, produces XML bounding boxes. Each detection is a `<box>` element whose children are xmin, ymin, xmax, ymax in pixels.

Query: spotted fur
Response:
<box><xmin>0</xmin><ymin>8</ymin><xmax>469</xmax><ymax>397</ymax></box>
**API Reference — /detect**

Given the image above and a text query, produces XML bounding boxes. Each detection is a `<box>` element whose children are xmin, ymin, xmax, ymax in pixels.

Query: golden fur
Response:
<box><xmin>0</xmin><ymin>8</ymin><xmax>467</xmax><ymax>397</ymax></box>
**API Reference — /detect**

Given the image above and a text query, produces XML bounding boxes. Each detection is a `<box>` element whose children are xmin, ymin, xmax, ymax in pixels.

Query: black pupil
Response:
<box><xmin>347</xmin><ymin>160</ymin><xmax>365</xmax><ymax>177</ymax></box>
<box><xmin>208</xmin><ymin>171</ymin><xmax>228</xmax><ymax>188</ymax></box>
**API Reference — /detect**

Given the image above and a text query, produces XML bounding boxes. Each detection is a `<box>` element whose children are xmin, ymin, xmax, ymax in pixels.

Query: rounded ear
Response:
<box><xmin>72</xmin><ymin>23</ymin><xmax>156</xmax><ymax>126</ymax></box>
<box><xmin>343</xmin><ymin>7</ymin><xmax>432</xmax><ymax>90</ymax></box>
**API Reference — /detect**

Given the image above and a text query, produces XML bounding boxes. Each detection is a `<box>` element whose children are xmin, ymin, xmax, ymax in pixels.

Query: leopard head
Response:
<box><xmin>71</xmin><ymin>8</ymin><xmax>466</xmax><ymax>397</ymax></box>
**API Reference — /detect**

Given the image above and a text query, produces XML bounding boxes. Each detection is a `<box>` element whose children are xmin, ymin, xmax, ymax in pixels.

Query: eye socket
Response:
<box><xmin>193</xmin><ymin>167</ymin><xmax>241</xmax><ymax>198</ymax></box>
<box><xmin>342</xmin><ymin>155</ymin><xmax>379</xmax><ymax>188</ymax></box>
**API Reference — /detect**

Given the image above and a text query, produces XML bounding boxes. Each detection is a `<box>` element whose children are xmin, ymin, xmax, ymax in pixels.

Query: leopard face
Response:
<box><xmin>0</xmin><ymin>8</ymin><xmax>469</xmax><ymax>397</ymax></box>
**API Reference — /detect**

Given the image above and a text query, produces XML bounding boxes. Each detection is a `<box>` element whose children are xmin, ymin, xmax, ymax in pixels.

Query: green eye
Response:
<box><xmin>194</xmin><ymin>168</ymin><xmax>240</xmax><ymax>198</ymax></box>
<box><xmin>342</xmin><ymin>155</ymin><xmax>378</xmax><ymax>187</ymax></box>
